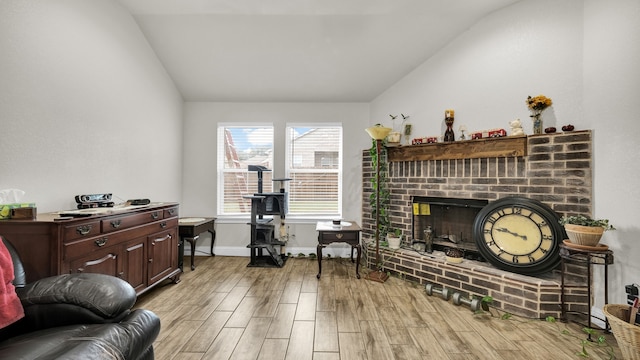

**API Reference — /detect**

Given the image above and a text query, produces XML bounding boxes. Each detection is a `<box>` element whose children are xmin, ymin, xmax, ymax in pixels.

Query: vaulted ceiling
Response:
<box><xmin>117</xmin><ymin>0</ymin><xmax>520</xmax><ymax>102</ymax></box>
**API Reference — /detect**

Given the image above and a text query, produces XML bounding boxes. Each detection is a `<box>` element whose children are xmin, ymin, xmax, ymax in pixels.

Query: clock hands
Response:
<box><xmin>495</xmin><ymin>227</ymin><xmax>527</xmax><ymax>240</ymax></box>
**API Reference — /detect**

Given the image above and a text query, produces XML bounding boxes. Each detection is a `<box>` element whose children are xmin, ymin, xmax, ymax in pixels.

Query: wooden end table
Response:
<box><xmin>316</xmin><ymin>221</ymin><xmax>361</xmax><ymax>279</ymax></box>
<box><xmin>178</xmin><ymin>217</ymin><xmax>216</xmax><ymax>270</ymax></box>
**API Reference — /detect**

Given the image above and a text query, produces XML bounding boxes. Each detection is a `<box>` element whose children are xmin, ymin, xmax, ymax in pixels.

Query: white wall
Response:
<box><xmin>181</xmin><ymin>102</ymin><xmax>370</xmax><ymax>257</ymax></box>
<box><xmin>371</xmin><ymin>0</ymin><xmax>584</xmax><ymax>136</ymax></box>
<box><xmin>371</xmin><ymin>0</ymin><xmax>640</xmax><ymax>305</ymax></box>
<box><xmin>0</xmin><ymin>0</ymin><xmax>183</xmax><ymax>212</ymax></box>
<box><xmin>583</xmin><ymin>0</ymin><xmax>640</xmax><ymax>307</ymax></box>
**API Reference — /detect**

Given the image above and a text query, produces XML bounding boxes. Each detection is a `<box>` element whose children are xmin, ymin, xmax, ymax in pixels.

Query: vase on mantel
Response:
<box><xmin>532</xmin><ymin>114</ymin><xmax>543</xmax><ymax>135</ymax></box>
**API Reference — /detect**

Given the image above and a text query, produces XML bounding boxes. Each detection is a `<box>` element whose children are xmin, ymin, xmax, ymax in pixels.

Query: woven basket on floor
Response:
<box><xmin>603</xmin><ymin>304</ymin><xmax>640</xmax><ymax>360</ymax></box>
<box><xmin>564</xmin><ymin>224</ymin><xmax>604</xmax><ymax>246</ymax></box>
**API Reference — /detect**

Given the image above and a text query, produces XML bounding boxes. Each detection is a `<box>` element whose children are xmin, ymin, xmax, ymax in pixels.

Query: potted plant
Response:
<box><xmin>386</xmin><ymin>114</ymin><xmax>404</xmax><ymax>145</ymax></box>
<box><xmin>387</xmin><ymin>131</ymin><xmax>401</xmax><ymax>144</ymax></box>
<box><xmin>559</xmin><ymin>215</ymin><xmax>615</xmax><ymax>247</ymax></box>
<box><xmin>387</xmin><ymin>229</ymin><xmax>402</xmax><ymax>250</ymax></box>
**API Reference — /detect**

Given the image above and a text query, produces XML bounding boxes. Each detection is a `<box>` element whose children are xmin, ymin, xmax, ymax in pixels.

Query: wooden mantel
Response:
<box><xmin>386</xmin><ymin>135</ymin><xmax>527</xmax><ymax>162</ymax></box>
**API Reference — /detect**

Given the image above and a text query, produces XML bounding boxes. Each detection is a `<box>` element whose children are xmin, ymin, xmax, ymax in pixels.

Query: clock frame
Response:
<box><xmin>473</xmin><ymin>197</ymin><xmax>565</xmax><ymax>275</ymax></box>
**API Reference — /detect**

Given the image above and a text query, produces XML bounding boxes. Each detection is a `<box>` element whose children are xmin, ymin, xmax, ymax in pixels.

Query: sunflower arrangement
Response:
<box><xmin>526</xmin><ymin>95</ymin><xmax>552</xmax><ymax>134</ymax></box>
<box><xmin>526</xmin><ymin>95</ymin><xmax>553</xmax><ymax>117</ymax></box>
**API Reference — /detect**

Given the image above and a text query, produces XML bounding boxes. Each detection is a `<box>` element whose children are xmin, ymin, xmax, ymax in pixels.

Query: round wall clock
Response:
<box><xmin>473</xmin><ymin>197</ymin><xmax>565</xmax><ymax>275</ymax></box>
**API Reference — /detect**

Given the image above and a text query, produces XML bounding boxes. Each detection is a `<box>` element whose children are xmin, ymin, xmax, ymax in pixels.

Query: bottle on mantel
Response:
<box><xmin>424</xmin><ymin>226</ymin><xmax>433</xmax><ymax>253</ymax></box>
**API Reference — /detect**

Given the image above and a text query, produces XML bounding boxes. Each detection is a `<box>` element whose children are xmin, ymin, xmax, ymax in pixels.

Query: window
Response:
<box><xmin>217</xmin><ymin>125</ymin><xmax>273</xmax><ymax>215</ymax></box>
<box><xmin>286</xmin><ymin>125</ymin><xmax>342</xmax><ymax>216</ymax></box>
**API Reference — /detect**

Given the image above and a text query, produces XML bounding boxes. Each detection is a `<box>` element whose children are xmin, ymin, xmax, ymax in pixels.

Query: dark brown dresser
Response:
<box><xmin>0</xmin><ymin>202</ymin><xmax>181</xmax><ymax>295</ymax></box>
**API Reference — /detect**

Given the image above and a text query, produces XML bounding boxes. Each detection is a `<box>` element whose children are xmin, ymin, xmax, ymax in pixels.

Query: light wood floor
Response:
<box><xmin>135</xmin><ymin>256</ymin><xmax>622</xmax><ymax>360</ymax></box>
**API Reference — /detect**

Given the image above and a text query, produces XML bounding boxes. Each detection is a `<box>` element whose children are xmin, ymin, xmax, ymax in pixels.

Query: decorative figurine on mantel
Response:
<box><xmin>387</xmin><ymin>114</ymin><xmax>402</xmax><ymax>144</ymax></box>
<box><xmin>509</xmin><ymin>118</ymin><xmax>525</xmax><ymax>136</ymax></box>
<box><xmin>459</xmin><ymin>125</ymin><xmax>468</xmax><ymax>140</ymax></box>
<box><xmin>444</xmin><ymin>109</ymin><xmax>455</xmax><ymax>142</ymax></box>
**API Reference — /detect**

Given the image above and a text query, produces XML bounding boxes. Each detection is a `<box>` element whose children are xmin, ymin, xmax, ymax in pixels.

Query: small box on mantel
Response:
<box><xmin>0</xmin><ymin>203</ymin><xmax>36</xmax><ymax>220</ymax></box>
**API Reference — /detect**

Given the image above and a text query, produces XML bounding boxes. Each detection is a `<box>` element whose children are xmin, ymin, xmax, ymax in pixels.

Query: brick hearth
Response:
<box><xmin>361</xmin><ymin>131</ymin><xmax>593</xmax><ymax>319</ymax></box>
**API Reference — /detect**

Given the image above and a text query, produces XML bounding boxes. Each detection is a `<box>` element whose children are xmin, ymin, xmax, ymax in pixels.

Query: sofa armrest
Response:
<box><xmin>119</xmin><ymin>309</ymin><xmax>162</xmax><ymax>359</ymax></box>
<box><xmin>14</xmin><ymin>273</ymin><xmax>137</xmax><ymax>332</ymax></box>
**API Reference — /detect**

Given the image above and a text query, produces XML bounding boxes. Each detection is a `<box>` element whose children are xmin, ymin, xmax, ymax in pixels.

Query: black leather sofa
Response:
<box><xmin>0</xmin><ymin>237</ymin><xmax>161</xmax><ymax>359</ymax></box>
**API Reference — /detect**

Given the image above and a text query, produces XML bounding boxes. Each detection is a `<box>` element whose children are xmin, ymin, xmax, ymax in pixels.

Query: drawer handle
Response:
<box><xmin>77</xmin><ymin>253</ymin><xmax>116</xmax><ymax>272</ymax></box>
<box><xmin>151</xmin><ymin>234</ymin><xmax>172</xmax><ymax>246</ymax></box>
<box><xmin>160</xmin><ymin>221</ymin><xmax>167</xmax><ymax>228</ymax></box>
<box><xmin>151</xmin><ymin>212</ymin><xmax>159</xmax><ymax>220</ymax></box>
<box><xmin>95</xmin><ymin>237</ymin><xmax>108</xmax><ymax>247</ymax></box>
<box><xmin>335</xmin><ymin>233</ymin><xmax>343</xmax><ymax>239</ymax></box>
<box><xmin>76</xmin><ymin>225</ymin><xmax>93</xmax><ymax>236</ymax></box>
<box><xmin>110</xmin><ymin>220</ymin><xmax>122</xmax><ymax>228</ymax></box>
<box><xmin>168</xmin><ymin>208</ymin><xmax>176</xmax><ymax>215</ymax></box>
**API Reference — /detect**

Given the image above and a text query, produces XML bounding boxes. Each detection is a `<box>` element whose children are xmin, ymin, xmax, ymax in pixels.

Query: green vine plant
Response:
<box><xmin>475</xmin><ymin>296</ymin><xmax>616</xmax><ymax>359</ymax></box>
<box><xmin>369</xmin><ymin>138</ymin><xmax>391</xmax><ymax>238</ymax></box>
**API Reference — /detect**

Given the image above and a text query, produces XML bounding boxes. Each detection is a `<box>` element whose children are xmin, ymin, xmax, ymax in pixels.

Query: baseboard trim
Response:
<box><xmin>188</xmin><ymin>244</ymin><xmax>356</xmax><ymax>258</ymax></box>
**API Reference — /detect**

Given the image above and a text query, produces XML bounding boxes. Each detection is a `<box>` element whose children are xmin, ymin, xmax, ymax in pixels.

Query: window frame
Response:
<box><xmin>284</xmin><ymin>123</ymin><xmax>343</xmax><ymax>220</ymax></box>
<box><xmin>216</xmin><ymin>123</ymin><xmax>274</xmax><ymax>218</ymax></box>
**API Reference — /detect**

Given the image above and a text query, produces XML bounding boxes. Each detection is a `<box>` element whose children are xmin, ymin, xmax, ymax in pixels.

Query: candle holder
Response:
<box><xmin>444</xmin><ymin>109</ymin><xmax>455</xmax><ymax>142</ymax></box>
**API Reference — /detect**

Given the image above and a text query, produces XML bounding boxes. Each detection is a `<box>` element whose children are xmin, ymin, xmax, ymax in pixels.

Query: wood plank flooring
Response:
<box><xmin>135</xmin><ymin>256</ymin><xmax>622</xmax><ymax>360</ymax></box>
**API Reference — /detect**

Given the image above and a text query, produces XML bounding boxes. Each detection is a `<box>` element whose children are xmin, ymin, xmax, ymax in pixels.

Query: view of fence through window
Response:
<box><xmin>218</xmin><ymin>125</ymin><xmax>342</xmax><ymax>217</ymax></box>
<box><xmin>286</xmin><ymin>126</ymin><xmax>342</xmax><ymax>216</ymax></box>
<box><xmin>219</xmin><ymin>126</ymin><xmax>274</xmax><ymax>214</ymax></box>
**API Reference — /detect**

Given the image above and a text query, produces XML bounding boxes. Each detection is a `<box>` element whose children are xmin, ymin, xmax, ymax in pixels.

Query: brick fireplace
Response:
<box><xmin>361</xmin><ymin>131</ymin><xmax>593</xmax><ymax>319</ymax></box>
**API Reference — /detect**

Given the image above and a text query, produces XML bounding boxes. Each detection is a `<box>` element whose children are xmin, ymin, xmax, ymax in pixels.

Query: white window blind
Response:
<box><xmin>217</xmin><ymin>125</ymin><xmax>274</xmax><ymax>215</ymax></box>
<box><xmin>286</xmin><ymin>125</ymin><xmax>342</xmax><ymax>216</ymax></box>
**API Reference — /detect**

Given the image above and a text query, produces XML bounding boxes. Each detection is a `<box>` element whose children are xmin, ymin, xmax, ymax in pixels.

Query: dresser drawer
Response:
<box><xmin>64</xmin><ymin>234</ymin><xmax>123</xmax><ymax>261</ymax></box>
<box><xmin>150</xmin><ymin>217</ymin><xmax>178</xmax><ymax>233</ymax></box>
<box><xmin>164</xmin><ymin>206</ymin><xmax>179</xmax><ymax>219</ymax></box>
<box><xmin>319</xmin><ymin>231</ymin><xmax>359</xmax><ymax>244</ymax></box>
<box><xmin>102</xmin><ymin>211</ymin><xmax>160</xmax><ymax>233</ymax></box>
<box><xmin>64</xmin><ymin>221</ymin><xmax>101</xmax><ymax>241</ymax></box>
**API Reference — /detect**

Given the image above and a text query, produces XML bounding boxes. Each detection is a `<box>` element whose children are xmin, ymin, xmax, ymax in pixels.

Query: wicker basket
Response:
<box><xmin>564</xmin><ymin>224</ymin><xmax>604</xmax><ymax>246</ymax></box>
<box><xmin>603</xmin><ymin>304</ymin><xmax>640</xmax><ymax>360</ymax></box>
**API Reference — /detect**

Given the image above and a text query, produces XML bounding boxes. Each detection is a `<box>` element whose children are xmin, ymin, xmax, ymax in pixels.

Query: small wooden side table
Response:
<box><xmin>560</xmin><ymin>243</ymin><xmax>614</xmax><ymax>340</ymax></box>
<box><xmin>178</xmin><ymin>217</ymin><xmax>216</xmax><ymax>270</ymax></box>
<box><xmin>316</xmin><ymin>221</ymin><xmax>361</xmax><ymax>279</ymax></box>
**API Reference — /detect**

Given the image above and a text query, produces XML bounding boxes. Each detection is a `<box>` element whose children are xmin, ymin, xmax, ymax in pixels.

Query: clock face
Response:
<box><xmin>474</xmin><ymin>197</ymin><xmax>564</xmax><ymax>275</ymax></box>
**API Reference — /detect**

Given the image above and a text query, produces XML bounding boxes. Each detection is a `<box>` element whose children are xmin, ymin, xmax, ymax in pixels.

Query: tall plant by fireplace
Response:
<box><xmin>365</xmin><ymin>125</ymin><xmax>392</xmax><ymax>283</ymax></box>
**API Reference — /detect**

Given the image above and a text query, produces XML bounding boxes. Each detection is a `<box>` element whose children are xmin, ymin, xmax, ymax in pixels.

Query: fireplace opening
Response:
<box><xmin>411</xmin><ymin>196</ymin><xmax>488</xmax><ymax>260</ymax></box>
